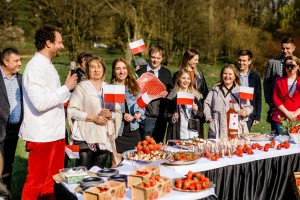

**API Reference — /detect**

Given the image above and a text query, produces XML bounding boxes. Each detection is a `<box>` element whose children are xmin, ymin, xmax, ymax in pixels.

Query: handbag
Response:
<box><xmin>188</xmin><ymin>118</ymin><xmax>200</xmax><ymax>132</ymax></box>
<box><xmin>266</xmin><ymin>108</ymin><xmax>276</xmax><ymax>123</ymax></box>
<box><xmin>181</xmin><ymin>105</ymin><xmax>200</xmax><ymax>132</ymax></box>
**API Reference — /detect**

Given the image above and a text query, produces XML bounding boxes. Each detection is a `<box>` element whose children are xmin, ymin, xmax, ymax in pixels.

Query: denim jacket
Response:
<box><xmin>118</xmin><ymin>86</ymin><xmax>145</xmax><ymax>136</ymax></box>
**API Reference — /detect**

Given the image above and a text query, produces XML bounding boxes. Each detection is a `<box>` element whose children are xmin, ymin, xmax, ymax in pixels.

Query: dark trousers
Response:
<box><xmin>139</xmin><ymin>117</ymin><xmax>157</xmax><ymax>140</ymax></box>
<box><xmin>73</xmin><ymin>140</ymin><xmax>111</xmax><ymax>170</ymax></box>
<box><xmin>0</xmin><ymin>124</ymin><xmax>20</xmax><ymax>190</ymax></box>
<box><xmin>246</xmin><ymin>118</ymin><xmax>254</xmax><ymax>132</ymax></box>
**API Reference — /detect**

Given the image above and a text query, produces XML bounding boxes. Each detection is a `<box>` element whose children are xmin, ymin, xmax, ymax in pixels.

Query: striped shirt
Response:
<box><xmin>1</xmin><ymin>67</ymin><xmax>22</xmax><ymax>124</ymax></box>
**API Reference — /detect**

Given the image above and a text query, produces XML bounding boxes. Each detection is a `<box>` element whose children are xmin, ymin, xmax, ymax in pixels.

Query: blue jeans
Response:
<box><xmin>271</xmin><ymin>120</ymin><xmax>283</xmax><ymax>135</ymax></box>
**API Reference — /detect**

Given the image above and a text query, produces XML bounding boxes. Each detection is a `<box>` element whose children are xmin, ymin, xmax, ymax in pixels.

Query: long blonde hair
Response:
<box><xmin>174</xmin><ymin>69</ymin><xmax>202</xmax><ymax>100</ymax></box>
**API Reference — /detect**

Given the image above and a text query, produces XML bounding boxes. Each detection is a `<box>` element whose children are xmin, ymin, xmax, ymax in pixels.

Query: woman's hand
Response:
<box><xmin>99</xmin><ymin>108</ymin><xmax>112</xmax><ymax>119</ymax></box>
<box><xmin>285</xmin><ymin>111</ymin><xmax>298</xmax><ymax>121</ymax></box>
<box><xmin>124</xmin><ymin>113</ymin><xmax>134</xmax><ymax>122</ymax></box>
<box><xmin>238</xmin><ymin>109</ymin><xmax>248</xmax><ymax>118</ymax></box>
<box><xmin>192</xmin><ymin>103</ymin><xmax>198</xmax><ymax>113</ymax></box>
<box><xmin>172</xmin><ymin>112</ymin><xmax>179</xmax><ymax>123</ymax></box>
<box><xmin>133</xmin><ymin>111</ymin><xmax>141</xmax><ymax>121</ymax></box>
<box><xmin>94</xmin><ymin>115</ymin><xmax>108</xmax><ymax>125</ymax></box>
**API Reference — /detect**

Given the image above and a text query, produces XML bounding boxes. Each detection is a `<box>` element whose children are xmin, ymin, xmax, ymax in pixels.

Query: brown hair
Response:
<box><xmin>180</xmin><ymin>49</ymin><xmax>201</xmax><ymax>78</ymax></box>
<box><xmin>216</xmin><ymin>64</ymin><xmax>240</xmax><ymax>86</ymax></box>
<box><xmin>283</xmin><ymin>55</ymin><xmax>300</xmax><ymax>77</ymax></box>
<box><xmin>110</xmin><ymin>58</ymin><xmax>139</xmax><ymax>96</ymax></box>
<box><xmin>85</xmin><ymin>56</ymin><xmax>106</xmax><ymax>80</ymax></box>
<box><xmin>148</xmin><ymin>44</ymin><xmax>165</xmax><ymax>58</ymax></box>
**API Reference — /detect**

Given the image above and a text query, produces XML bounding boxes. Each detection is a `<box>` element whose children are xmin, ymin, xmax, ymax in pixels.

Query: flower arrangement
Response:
<box><xmin>278</xmin><ymin>116</ymin><xmax>300</xmax><ymax>135</ymax></box>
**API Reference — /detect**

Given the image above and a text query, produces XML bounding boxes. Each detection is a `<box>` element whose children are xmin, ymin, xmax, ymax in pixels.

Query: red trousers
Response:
<box><xmin>22</xmin><ymin>139</ymin><xmax>65</xmax><ymax>200</ymax></box>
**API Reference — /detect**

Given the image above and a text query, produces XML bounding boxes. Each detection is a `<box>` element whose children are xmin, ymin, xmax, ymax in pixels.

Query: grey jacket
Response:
<box><xmin>263</xmin><ymin>55</ymin><xmax>284</xmax><ymax>106</ymax></box>
<box><xmin>204</xmin><ymin>84</ymin><xmax>253</xmax><ymax>138</ymax></box>
<box><xmin>0</xmin><ymin>72</ymin><xmax>23</xmax><ymax>142</ymax></box>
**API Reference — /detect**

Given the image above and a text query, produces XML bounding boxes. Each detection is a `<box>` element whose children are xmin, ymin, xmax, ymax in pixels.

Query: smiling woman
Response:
<box><xmin>271</xmin><ymin>55</ymin><xmax>300</xmax><ymax>135</ymax></box>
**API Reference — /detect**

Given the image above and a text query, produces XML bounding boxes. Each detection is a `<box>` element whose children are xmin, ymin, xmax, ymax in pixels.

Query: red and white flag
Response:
<box><xmin>240</xmin><ymin>86</ymin><xmax>254</xmax><ymax>100</ymax></box>
<box><xmin>103</xmin><ymin>85</ymin><xmax>125</xmax><ymax>103</ymax></box>
<box><xmin>129</xmin><ymin>39</ymin><xmax>147</xmax><ymax>54</ymax></box>
<box><xmin>65</xmin><ymin>145</ymin><xmax>79</xmax><ymax>159</ymax></box>
<box><xmin>137</xmin><ymin>92</ymin><xmax>154</xmax><ymax>109</ymax></box>
<box><xmin>177</xmin><ymin>92</ymin><xmax>194</xmax><ymax>105</ymax></box>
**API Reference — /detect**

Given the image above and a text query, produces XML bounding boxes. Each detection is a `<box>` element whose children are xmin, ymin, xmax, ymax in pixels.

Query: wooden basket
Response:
<box><xmin>292</xmin><ymin>172</ymin><xmax>300</xmax><ymax>200</ymax></box>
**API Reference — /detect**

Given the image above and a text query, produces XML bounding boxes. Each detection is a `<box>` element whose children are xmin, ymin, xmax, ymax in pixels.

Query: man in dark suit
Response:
<box><xmin>136</xmin><ymin>44</ymin><xmax>173</xmax><ymax>143</ymax></box>
<box><xmin>263</xmin><ymin>38</ymin><xmax>296</xmax><ymax>129</ymax></box>
<box><xmin>238</xmin><ymin>49</ymin><xmax>262</xmax><ymax>131</ymax></box>
<box><xmin>0</xmin><ymin>47</ymin><xmax>23</xmax><ymax>190</ymax></box>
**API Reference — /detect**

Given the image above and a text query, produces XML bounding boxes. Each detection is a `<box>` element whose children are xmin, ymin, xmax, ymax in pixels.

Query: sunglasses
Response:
<box><xmin>285</xmin><ymin>64</ymin><xmax>296</xmax><ymax>69</ymax></box>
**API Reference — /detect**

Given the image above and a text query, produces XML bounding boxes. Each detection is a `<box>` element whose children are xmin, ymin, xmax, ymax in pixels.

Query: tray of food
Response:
<box><xmin>164</xmin><ymin>151</ymin><xmax>201</xmax><ymax>165</ymax></box>
<box><xmin>122</xmin><ymin>149</ymin><xmax>171</xmax><ymax>165</ymax></box>
<box><xmin>172</xmin><ymin>171</ymin><xmax>215</xmax><ymax>192</ymax></box>
<box><xmin>241</xmin><ymin>131</ymin><xmax>276</xmax><ymax>141</ymax></box>
<box><xmin>171</xmin><ymin>138</ymin><xmax>206</xmax><ymax>150</ymax></box>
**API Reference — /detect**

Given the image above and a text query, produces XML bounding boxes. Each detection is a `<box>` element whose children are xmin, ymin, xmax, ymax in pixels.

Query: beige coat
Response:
<box><xmin>67</xmin><ymin>81</ymin><xmax>122</xmax><ymax>152</ymax></box>
<box><xmin>204</xmin><ymin>84</ymin><xmax>253</xmax><ymax>138</ymax></box>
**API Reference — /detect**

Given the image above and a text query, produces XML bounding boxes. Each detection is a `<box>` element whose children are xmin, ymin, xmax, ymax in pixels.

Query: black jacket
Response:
<box><xmin>0</xmin><ymin>72</ymin><xmax>23</xmax><ymax>142</ymax></box>
<box><xmin>247</xmin><ymin>70</ymin><xmax>262</xmax><ymax>121</ymax></box>
<box><xmin>136</xmin><ymin>66</ymin><xmax>173</xmax><ymax>117</ymax></box>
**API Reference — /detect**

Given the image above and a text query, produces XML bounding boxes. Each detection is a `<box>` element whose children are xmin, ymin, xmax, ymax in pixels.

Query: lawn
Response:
<box><xmin>11</xmin><ymin>47</ymin><xmax>271</xmax><ymax>199</ymax></box>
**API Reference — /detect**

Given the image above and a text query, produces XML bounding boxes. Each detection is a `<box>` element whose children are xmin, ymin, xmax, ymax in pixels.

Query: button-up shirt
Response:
<box><xmin>239</xmin><ymin>70</ymin><xmax>250</xmax><ymax>87</ymax></box>
<box><xmin>146</xmin><ymin>64</ymin><xmax>161</xmax><ymax>78</ymax></box>
<box><xmin>0</xmin><ymin>67</ymin><xmax>21</xmax><ymax>124</ymax></box>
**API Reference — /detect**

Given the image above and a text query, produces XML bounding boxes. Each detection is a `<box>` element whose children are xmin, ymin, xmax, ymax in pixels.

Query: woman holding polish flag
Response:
<box><xmin>67</xmin><ymin>56</ymin><xmax>122</xmax><ymax>169</ymax></box>
<box><xmin>203</xmin><ymin>64</ymin><xmax>252</xmax><ymax>139</ymax></box>
<box><xmin>165</xmin><ymin>69</ymin><xmax>204</xmax><ymax>140</ymax></box>
<box><xmin>110</xmin><ymin>58</ymin><xmax>145</xmax><ymax>153</ymax></box>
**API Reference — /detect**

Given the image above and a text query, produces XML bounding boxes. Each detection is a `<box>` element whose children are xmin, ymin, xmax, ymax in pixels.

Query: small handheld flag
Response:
<box><xmin>240</xmin><ymin>86</ymin><xmax>254</xmax><ymax>100</ymax></box>
<box><xmin>129</xmin><ymin>39</ymin><xmax>147</xmax><ymax>55</ymax></box>
<box><xmin>177</xmin><ymin>92</ymin><xmax>194</xmax><ymax>105</ymax></box>
<box><xmin>103</xmin><ymin>85</ymin><xmax>125</xmax><ymax>103</ymax></box>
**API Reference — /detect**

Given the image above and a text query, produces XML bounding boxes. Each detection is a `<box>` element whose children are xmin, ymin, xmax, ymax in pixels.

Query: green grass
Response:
<box><xmin>12</xmin><ymin>48</ymin><xmax>271</xmax><ymax>199</ymax></box>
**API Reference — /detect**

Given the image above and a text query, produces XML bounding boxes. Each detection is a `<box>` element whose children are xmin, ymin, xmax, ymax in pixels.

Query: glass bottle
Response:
<box><xmin>227</xmin><ymin>100</ymin><xmax>238</xmax><ymax>139</ymax></box>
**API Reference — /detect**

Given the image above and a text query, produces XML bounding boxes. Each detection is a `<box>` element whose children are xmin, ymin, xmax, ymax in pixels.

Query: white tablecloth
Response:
<box><xmin>62</xmin><ymin>165</ymin><xmax>216</xmax><ymax>200</ymax></box>
<box><xmin>60</xmin><ymin>137</ymin><xmax>299</xmax><ymax>200</ymax></box>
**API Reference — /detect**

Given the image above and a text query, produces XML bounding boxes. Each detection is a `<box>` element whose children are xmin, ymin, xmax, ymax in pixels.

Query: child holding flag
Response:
<box><xmin>165</xmin><ymin>69</ymin><xmax>204</xmax><ymax>140</ymax></box>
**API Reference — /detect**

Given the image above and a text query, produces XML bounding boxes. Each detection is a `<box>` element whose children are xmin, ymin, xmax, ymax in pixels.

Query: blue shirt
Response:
<box><xmin>239</xmin><ymin>71</ymin><xmax>250</xmax><ymax>87</ymax></box>
<box><xmin>146</xmin><ymin>64</ymin><xmax>161</xmax><ymax>78</ymax></box>
<box><xmin>1</xmin><ymin>67</ymin><xmax>22</xmax><ymax>124</ymax></box>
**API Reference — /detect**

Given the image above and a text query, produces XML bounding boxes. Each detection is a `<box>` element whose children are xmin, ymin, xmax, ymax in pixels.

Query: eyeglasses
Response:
<box><xmin>285</xmin><ymin>64</ymin><xmax>296</xmax><ymax>69</ymax></box>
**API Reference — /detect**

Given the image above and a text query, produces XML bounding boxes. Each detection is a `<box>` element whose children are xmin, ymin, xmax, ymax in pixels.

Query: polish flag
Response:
<box><xmin>65</xmin><ymin>145</ymin><xmax>79</xmax><ymax>159</ymax></box>
<box><xmin>129</xmin><ymin>39</ymin><xmax>147</xmax><ymax>54</ymax></box>
<box><xmin>137</xmin><ymin>92</ymin><xmax>153</xmax><ymax>108</ymax></box>
<box><xmin>103</xmin><ymin>85</ymin><xmax>125</xmax><ymax>103</ymax></box>
<box><xmin>240</xmin><ymin>86</ymin><xmax>254</xmax><ymax>100</ymax></box>
<box><xmin>177</xmin><ymin>92</ymin><xmax>194</xmax><ymax>105</ymax></box>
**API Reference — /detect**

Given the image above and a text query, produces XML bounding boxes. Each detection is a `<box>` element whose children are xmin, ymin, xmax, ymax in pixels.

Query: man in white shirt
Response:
<box><xmin>20</xmin><ymin>25</ymin><xmax>77</xmax><ymax>200</ymax></box>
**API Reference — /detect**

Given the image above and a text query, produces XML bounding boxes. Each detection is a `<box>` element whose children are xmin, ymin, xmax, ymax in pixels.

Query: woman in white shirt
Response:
<box><xmin>67</xmin><ymin>56</ymin><xmax>122</xmax><ymax>169</ymax></box>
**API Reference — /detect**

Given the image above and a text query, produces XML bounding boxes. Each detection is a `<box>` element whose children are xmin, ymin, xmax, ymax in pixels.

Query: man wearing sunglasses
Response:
<box><xmin>263</xmin><ymin>38</ymin><xmax>296</xmax><ymax>129</ymax></box>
